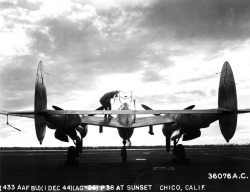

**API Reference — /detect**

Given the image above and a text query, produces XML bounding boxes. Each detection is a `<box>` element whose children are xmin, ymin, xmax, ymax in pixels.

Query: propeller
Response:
<box><xmin>184</xmin><ymin>105</ymin><xmax>195</xmax><ymax>110</ymax></box>
<box><xmin>52</xmin><ymin>105</ymin><xmax>63</xmax><ymax>110</ymax></box>
<box><xmin>141</xmin><ymin>104</ymin><xmax>161</xmax><ymax>116</ymax></box>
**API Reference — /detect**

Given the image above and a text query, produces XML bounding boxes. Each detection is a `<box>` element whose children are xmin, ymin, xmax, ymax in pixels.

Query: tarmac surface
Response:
<box><xmin>0</xmin><ymin>146</ymin><xmax>250</xmax><ymax>192</ymax></box>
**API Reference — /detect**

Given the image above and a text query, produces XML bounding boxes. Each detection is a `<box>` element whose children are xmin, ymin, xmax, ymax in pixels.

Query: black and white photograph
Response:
<box><xmin>0</xmin><ymin>0</ymin><xmax>250</xmax><ymax>191</ymax></box>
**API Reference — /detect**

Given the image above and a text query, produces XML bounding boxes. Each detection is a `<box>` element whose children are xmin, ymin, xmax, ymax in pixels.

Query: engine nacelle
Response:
<box><xmin>182</xmin><ymin>130</ymin><xmax>201</xmax><ymax>141</ymax></box>
<box><xmin>162</xmin><ymin>123</ymin><xmax>180</xmax><ymax>137</ymax></box>
<box><xmin>55</xmin><ymin>129</ymin><xmax>69</xmax><ymax>142</ymax></box>
<box><xmin>175</xmin><ymin>113</ymin><xmax>219</xmax><ymax>129</ymax></box>
<box><xmin>45</xmin><ymin>114</ymin><xmax>81</xmax><ymax>131</ymax></box>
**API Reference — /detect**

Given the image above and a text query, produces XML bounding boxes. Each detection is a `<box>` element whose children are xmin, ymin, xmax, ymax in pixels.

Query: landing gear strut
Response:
<box><xmin>121</xmin><ymin>140</ymin><xmax>127</xmax><ymax>162</ymax></box>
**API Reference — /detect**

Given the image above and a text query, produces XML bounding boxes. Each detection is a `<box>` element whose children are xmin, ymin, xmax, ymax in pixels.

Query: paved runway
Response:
<box><xmin>0</xmin><ymin>146</ymin><xmax>250</xmax><ymax>192</ymax></box>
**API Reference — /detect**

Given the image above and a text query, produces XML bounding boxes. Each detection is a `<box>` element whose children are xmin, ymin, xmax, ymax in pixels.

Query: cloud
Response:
<box><xmin>136</xmin><ymin>89</ymin><xmax>206</xmax><ymax>109</ymax></box>
<box><xmin>26</xmin><ymin>3</ymin><xmax>147</xmax><ymax>74</ymax></box>
<box><xmin>141</xmin><ymin>0</ymin><xmax>250</xmax><ymax>41</ymax></box>
<box><xmin>141</xmin><ymin>67</ymin><xmax>163</xmax><ymax>82</ymax></box>
<box><xmin>1</xmin><ymin>0</ymin><xmax>250</xmax><ymax>146</ymax></box>
<box><xmin>17</xmin><ymin>0</ymin><xmax>42</xmax><ymax>11</ymax></box>
<box><xmin>178</xmin><ymin>74</ymin><xmax>217</xmax><ymax>84</ymax></box>
<box><xmin>0</xmin><ymin>55</ymin><xmax>37</xmax><ymax>110</ymax></box>
<box><xmin>1</xmin><ymin>0</ymin><xmax>249</xmax><ymax>107</ymax></box>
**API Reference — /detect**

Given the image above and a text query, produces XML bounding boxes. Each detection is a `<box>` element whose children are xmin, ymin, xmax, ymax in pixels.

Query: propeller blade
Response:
<box><xmin>184</xmin><ymin>105</ymin><xmax>195</xmax><ymax>110</ymax></box>
<box><xmin>52</xmin><ymin>105</ymin><xmax>63</xmax><ymax>110</ymax></box>
<box><xmin>141</xmin><ymin>104</ymin><xmax>161</xmax><ymax>116</ymax></box>
<box><xmin>141</xmin><ymin>104</ymin><xmax>153</xmax><ymax>110</ymax></box>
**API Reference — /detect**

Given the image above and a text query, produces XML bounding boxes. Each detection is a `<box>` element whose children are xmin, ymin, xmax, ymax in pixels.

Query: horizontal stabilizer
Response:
<box><xmin>237</xmin><ymin>109</ymin><xmax>250</xmax><ymax>114</ymax></box>
<box><xmin>43</xmin><ymin>109</ymin><xmax>222</xmax><ymax>115</ymax></box>
<box><xmin>0</xmin><ymin>110</ymin><xmax>34</xmax><ymax>118</ymax></box>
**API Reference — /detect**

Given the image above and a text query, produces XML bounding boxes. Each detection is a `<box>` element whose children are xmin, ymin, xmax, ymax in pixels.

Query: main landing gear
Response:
<box><xmin>65</xmin><ymin>138</ymin><xmax>82</xmax><ymax>165</ymax></box>
<box><xmin>172</xmin><ymin>139</ymin><xmax>190</xmax><ymax>163</ymax></box>
<box><xmin>121</xmin><ymin>140</ymin><xmax>127</xmax><ymax>162</ymax></box>
<box><xmin>65</xmin><ymin>146</ymin><xmax>79</xmax><ymax>165</ymax></box>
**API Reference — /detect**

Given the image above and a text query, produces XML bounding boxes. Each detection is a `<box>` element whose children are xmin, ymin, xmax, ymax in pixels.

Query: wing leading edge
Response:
<box><xmin>0</xmin><ymin>108</ymin><xmax>223</xmax><ymax>120</ymax></box>
<box><xmin>43</xmin><ymin>109</ymin><xmax>222</xmax><ymax>115</ymax></box>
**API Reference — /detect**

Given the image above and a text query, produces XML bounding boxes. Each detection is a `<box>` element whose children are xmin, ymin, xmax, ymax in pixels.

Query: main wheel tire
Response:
<box><xmin>65</xmin><ymin>146</ymin><xmax>79</xmax><ymax>165</ymax></box>
<box><xmin>174</xmin><ymin>144</ymin><xmax>186</xmax><ymax>160</ymax></box>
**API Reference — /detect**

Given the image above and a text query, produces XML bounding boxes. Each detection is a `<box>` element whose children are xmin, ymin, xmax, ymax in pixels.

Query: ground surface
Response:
<box><xmin>0</xmin><ymin>146</ymin><xmax>250</xmax><ymax>192</ymax></box>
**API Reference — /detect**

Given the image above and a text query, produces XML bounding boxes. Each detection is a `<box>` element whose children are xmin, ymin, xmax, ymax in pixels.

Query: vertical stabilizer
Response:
<box><xmin>34</xmin><ymin>61</ymin><xmax>47</xmax><ymax>144</ymax></box>
<box><xmin>218</xmin><ymin>61</ymin><xmax>237</xmax><ymax>142</ymax></box>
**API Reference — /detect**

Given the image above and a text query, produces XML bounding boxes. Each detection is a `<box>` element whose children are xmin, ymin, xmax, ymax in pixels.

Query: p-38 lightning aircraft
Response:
<box><xmin>1</xmin><ymin>61</ymin><xmax>250</xmax><ymax>163</ymax></box>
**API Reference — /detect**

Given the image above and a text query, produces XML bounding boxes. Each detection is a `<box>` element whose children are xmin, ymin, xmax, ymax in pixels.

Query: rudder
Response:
<box><xmin>218</xmin><ymin>61</ymin><xmax>237</xmax><ymax>142</ymax></box>
<box><xmin>34</xmin><ymin>61</ymin><xmax>47</xmax><ymax>144</ymax></box>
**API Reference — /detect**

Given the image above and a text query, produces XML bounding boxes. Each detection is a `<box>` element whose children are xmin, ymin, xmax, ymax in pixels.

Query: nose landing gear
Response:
<box><xmin>121</xmin><ymin>140</ymin><xmax>127</xmax><ymax>162</ymax></box>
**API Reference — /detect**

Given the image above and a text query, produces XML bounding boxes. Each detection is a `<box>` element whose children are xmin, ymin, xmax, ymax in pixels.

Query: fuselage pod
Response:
<box><xmin>117</xmin><ymin>103</ymin><xmax>134</xmax><ymax>141</ymax></box>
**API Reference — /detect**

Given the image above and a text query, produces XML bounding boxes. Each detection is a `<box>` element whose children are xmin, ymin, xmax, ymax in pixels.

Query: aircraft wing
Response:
<box><xmin>237</xmin><ymin>109</ymin><xmax>250</xmax><ymax>114</ymax></box>
<box><xmin>130</xmin><ymin>116</ymin><xmax>174</xmax><ymax>128</ymax></box>
<box><xmin>0</xmin><ymin>110</ymin><xmax>34</xmax><ymax>118</ymax></box>
<box><xmin>81</xmin><ymin>115</ymin><xmax>174</xmax><ymax>128</ymax></box>
<box><xmin>0</xmin><ymin>108</ymin><xmax>224</xmax><ymax>119</ymax></box>
<box><xmin>81</xmin><ymin>116</ymin><xmax>127</xmax><ymax>128</ymax></box>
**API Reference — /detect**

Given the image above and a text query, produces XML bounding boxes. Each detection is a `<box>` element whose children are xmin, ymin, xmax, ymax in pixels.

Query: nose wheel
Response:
<box><xmin>121</xmin><ymin>140</ymin><xmax>127</xmax><ymax>162</ymax></box>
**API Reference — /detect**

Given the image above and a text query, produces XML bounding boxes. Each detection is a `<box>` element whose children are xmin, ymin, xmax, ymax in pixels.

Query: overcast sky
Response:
<box><xmin>1</xmin><ymin>0</ymin><xmax>250</xmax><ymax>147</ymax></box>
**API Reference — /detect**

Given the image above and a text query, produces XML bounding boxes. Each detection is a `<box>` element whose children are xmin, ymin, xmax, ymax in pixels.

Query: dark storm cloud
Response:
<box><xmin>141</xmin><ymin>67</ymin><xmax>163</xmax><ymax>82</ymax></box>
<box><xmin>0</xmin><ymin>1</ymin><xmax>15</xmax><ymax>9</ymax></box>
<box><xmin>2</xmin><ymin>0</ymin><xmax>250</xmax><ymax>111</ymax></box>
<box><xmin>17</xmin><ymin>0</ymin><xmax>42</xmax><ymax>11</ymax></box>
<box><xmin>28</xmin><ymin>13</ymin><xmax>145</xmax><ymax>76</ymax></box>
<box><xmin>0</xmin><ymin>0</ymin><xmax>41</xmax><ymax>10</ymax></box>
<box><xmin>0</xmin><ymin>55</ymin><xmax>37</xmax><ymax>110</ymax></box>
<box><xmin>24</xmin><ymin>1</ymin><xmax>180</xmax><ymax>89</ymax></box>
<box><xmin>141</xmin><ymin>0</ymin><xmax>250</xmax><ymax>42</ymax></box>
